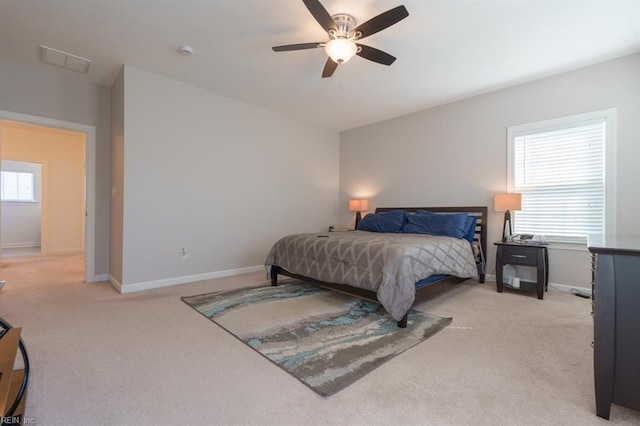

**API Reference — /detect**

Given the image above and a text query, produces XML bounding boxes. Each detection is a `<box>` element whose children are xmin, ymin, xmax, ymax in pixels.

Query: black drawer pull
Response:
<box><xmin>512</xmin><ymin>254</ymin><xmax>527</xmax><ymax>258</ymax></box>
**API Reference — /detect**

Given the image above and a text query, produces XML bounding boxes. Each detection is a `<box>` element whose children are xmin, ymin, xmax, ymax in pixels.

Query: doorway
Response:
<box><xmin>0</xmin><ymin>111</ymin><xmax>96</xmax><ymax>283</ymax></box>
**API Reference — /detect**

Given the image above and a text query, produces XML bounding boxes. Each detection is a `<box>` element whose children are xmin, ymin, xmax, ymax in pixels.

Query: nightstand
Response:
<box><xmin>495</xmin><ymin>242</ymin><xmax>549</xmax><ymax>299</ymax></box>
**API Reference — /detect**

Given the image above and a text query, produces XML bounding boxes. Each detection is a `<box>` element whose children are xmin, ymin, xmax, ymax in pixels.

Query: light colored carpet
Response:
<box><xmin>1</xmin><ymin>254</ymin><xmax>639</xmax><ymax>425</ymax></box>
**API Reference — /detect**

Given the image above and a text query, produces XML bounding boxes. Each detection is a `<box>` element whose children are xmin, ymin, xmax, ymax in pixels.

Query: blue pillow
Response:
<box><xmin>357</xmin><ymin>210</ymin><xmax>407</xmax><ymax>233</ymax></box>
<box><xmin>403</xmin><ymin>211</ymin><xmax>468</xmax><ymax>239</ymax></box>
<box><xmin>463</xmin><ymin>215</ymin><xmax>477</xmax><ymax>244</ymax></box>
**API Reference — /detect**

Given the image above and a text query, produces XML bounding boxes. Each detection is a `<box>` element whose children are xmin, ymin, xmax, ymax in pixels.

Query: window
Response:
<box><xmin>507</xmin><ymin>109</ymin><xmax>616</xmax><ymax>244</ymax></box>
<box><xmin>0</xmin><ymin>171</ymin><xmax>35</xmax><ymax>202</ymax></box>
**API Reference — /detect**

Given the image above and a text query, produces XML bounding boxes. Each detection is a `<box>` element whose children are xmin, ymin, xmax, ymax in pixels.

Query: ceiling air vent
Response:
<box><xmin>40</xmin><ymin>45</ymin><xmax>91</xmax><ymax>74</ymax></box>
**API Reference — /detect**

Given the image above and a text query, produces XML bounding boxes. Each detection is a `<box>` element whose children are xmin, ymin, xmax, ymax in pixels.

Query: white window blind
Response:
<box><xmin>0</xmin><ymin>171</ymin><xmax>35</xmax><ymax>202</ymax></box>
<box><xmin>512</xmin><ymin>119</ymin><xmax>606</xmax><ymax>243</ymax></box>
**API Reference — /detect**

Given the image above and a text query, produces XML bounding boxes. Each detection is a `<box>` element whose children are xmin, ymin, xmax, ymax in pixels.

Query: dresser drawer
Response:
<box><xmin>502</xmin><ymin>247</ymin><xmax>538</xmax><ymax>266</ymax></box>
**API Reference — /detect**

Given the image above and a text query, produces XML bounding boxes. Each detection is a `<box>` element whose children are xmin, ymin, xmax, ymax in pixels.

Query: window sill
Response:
<box><xmin>1</xmin><ymin>201</ymin><xmax>39</xmax><ymax>205</ymax></box>
<box><xmin>547</xmin><ymin>242</ymin><xmax>589</xmax><ymax>252</ymax></box>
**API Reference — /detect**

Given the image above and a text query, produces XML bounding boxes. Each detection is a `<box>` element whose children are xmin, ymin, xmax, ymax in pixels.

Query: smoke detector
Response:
<box><xmin>177</xmin><ymin>46</ymin><xmax>194</xmax><ymax>56</ymax></box>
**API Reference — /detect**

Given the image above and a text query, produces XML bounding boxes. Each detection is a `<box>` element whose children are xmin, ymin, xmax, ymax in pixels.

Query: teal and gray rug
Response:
<box><xmin>181</xmin><ymin>280</ymin><xmax>452</xmax><ymax>396</ymax></box>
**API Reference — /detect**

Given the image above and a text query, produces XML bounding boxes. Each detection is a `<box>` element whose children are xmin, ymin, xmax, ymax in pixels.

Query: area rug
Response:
<box><xmin>181</xmin><ymin>280</ymin><xmax>452</xmax><ymax>396</ymax></box>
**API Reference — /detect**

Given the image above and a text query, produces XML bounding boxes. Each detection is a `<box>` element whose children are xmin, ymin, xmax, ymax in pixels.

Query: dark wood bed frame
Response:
<box><xmin>270</xmin><ymin>206</ymin><xmax>488</xmax><ymax>328</ymax></box>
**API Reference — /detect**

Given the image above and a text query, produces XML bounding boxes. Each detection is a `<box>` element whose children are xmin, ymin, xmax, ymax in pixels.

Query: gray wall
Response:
<box><xmin>116</xmin><ymin>66</ymin><xmax>340</xmax><ymax>288</ymax></box>
<box><xmin>0</xmin><ymin>57</ymin><xmax>111</xmax><ymax>276</ymax></box>
<box><xmin>339</xmin><ymin>52</ymin><xmax>640</xmax><ymax>289</ymax></box>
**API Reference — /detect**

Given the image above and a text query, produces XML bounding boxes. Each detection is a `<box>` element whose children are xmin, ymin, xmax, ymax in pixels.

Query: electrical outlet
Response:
<box><xmin>180</xmin><ymin>248</ymin><xmax>188</xmax><ymax>259</ymax></box>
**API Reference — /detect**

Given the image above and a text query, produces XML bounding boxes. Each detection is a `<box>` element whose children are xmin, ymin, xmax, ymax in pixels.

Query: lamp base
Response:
<box><xmin>355</xmin><ymin>211</ymin><xmax>362</xmax><ymax>230</ymax></box>
<box><xmin>502</xmin><ymin>210</ymin><xmax>513</xmax><ymax>242</ymax></box>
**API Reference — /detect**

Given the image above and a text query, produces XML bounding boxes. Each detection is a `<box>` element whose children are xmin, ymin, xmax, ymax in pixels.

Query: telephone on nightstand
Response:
<box><xmin>513</xmin><ymin>234</ymin><xmax>548</xmax><ymax>244</ymax></box>
<box><xmin>328</xmin><ymin>226</ymin><xmax>353</xmax><ymax>232</ymax></box>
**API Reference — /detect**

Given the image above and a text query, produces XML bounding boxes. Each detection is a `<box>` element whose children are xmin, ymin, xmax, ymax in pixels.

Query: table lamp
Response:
<box><xmin>349</xmin><ymin>199</ymin><xmax>369</xmax><ymax>229</ymax></box>
<box><xmin>494</xmin><ymin>193</ymin><xmax>522</xmax><ymax>242</ymax></box>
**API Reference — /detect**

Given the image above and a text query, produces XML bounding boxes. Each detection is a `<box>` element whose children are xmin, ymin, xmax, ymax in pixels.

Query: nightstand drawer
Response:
<box><xmin>502</xmin><ymin>247</ymin><xmax>538</xmax><ymax>266</ymax></box>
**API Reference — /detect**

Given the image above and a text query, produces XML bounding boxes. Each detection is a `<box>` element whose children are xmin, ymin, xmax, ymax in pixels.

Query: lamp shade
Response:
<box><xmin>325</xmin><ymin>38</ymin><xmax>358</xmax><ymax>64</ymax></box>
<box><xmin>494</xmin><ymin>193</ymin><xmax>522</xmax><ymax>212</ymax></box>
<box><xmin>348</xmin><ymin>199</ymin><xmax>369</xmax><ymax>212</ymax></box>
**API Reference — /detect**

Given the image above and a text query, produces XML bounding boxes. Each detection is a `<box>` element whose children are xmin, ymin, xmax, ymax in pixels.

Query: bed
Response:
<box><xmin>265</xmin><ymin>206</ymin><xmax>487</xmax><ymax>328</ymax></box>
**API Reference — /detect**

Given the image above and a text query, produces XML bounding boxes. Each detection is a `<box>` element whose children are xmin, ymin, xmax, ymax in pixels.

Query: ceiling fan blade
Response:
<box><xmin>322</xmin><ymin>58</ymin><xmax>338</xmax><ymax>78</ymax></box>
<box><xmin>356</xmin><ymin>44</ymin><xmax>396</xmax><ymax>65</ymax></box>
<box><xmin>303</xmin><ymin>0</ymin><xmax>338</xmax><ymax>33</ymax></box>
<box><xmin>272</xmin><ymin>42</ymin><xmax>323</xmax><ymax>52</ymax></box>
<box><xmin>353</xmin><ymin>5</ymin><xmax>409</xmax><ymax>40</ymax></box>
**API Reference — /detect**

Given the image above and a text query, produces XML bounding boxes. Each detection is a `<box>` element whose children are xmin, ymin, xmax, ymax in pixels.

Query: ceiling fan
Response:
<box><xmin>272</xmin><ymin>0</ymin><xmax>409</xmax><ymax>78</ymax></box>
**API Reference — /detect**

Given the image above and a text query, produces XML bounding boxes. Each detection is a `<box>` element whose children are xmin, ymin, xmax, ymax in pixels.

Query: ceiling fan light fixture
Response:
<box><xmin>272</xmin><ymin>1</ymin><xmax>409</xmax><ymax>78</ymax></box>
<box><xmin>324</xmin><ymin>38</ymin><xmax>357</xmax><ymax>64</ymax></box>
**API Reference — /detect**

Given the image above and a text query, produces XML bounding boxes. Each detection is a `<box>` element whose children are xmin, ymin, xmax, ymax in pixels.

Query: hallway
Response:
<box><xmin>1</xmin><ymin>254</ymin><xmax>85</xmax><ymax>294</ymax></box>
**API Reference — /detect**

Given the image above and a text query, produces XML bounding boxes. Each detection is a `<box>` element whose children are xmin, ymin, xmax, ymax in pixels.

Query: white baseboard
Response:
<box><xmin>109</xmin><ymin>275</ymin><xmax>123</xmax><ymax>292</ymax></box>
<box><xmin>548</xmin><ymin>282</ymin><xmax>592</xmax><ymax>295</ymax></box>
<box><xmin>90</xmin><ymin>274</ymin><xmax>109</xmax><ymax>283</ymax></box>
<box><xmin>1</xmin><ymin>242</ymin><xmax>40</xmax><ymax>249</ymax></box>
<box><xmin>117</xmin><ymin>265</ymin><xmax>264</xmax><ymax>294</ymax></box>
<box><xmin>41</xmin><ymin>248</ymin><xmax>83</xmax><ymax>256</ymax></box>
<box><xmin>483</xmin><ymin>274</ymin><xmax>591</xmax><ymax>295</ymax></box>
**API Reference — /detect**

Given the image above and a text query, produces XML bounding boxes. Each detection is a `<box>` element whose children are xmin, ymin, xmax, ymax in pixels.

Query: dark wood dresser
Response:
<box><xmin>588</xmin><ymin>234</ymin><xmax>640</xmax><ymax>420</ymax></box>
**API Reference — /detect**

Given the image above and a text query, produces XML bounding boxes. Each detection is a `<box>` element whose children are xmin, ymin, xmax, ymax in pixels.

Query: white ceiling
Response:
<box><xmin>1</xmin><ymin>1</ymin><xmax>639</xmax><ymax>131</ymax></box>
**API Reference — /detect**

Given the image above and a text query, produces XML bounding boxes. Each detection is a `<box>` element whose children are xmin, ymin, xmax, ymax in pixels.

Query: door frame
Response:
<box><xmin>0</xmin><ymin>109</ymin><xmax>97</xmax><ymax>283</ymax></box>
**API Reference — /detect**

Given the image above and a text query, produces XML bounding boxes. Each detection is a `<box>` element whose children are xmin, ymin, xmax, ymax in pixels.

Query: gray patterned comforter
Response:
<box><xmin>265</xmin><ymin>231</ymin><xmax>477</xmax><ymax>321</ymax></box>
